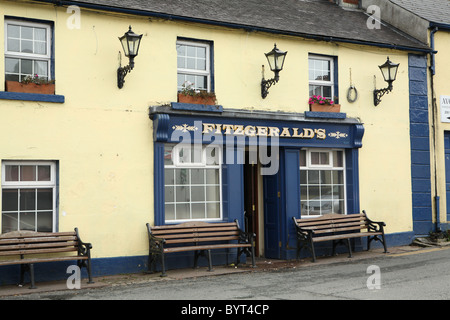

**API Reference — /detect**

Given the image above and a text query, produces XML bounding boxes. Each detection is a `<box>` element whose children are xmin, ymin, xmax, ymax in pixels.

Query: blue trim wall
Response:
<box><xmin>409</xmin><ymin>54</ymin><xmax>433</xmax><ymax>235</ymax></box>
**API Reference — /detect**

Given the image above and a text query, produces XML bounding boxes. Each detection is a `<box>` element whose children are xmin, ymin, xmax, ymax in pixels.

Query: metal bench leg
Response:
<box><xmin>310</xmin><ymin>239</ymin><xmax>316</xmax><ymax>262</ymax></box>
<box><xmin>160</xmin><ymin>252</ymin><xmax>167</xmax><ymax>277</ymax></box>
<box><xmin>29</xmin><ymin>264</ymin><xmax>36</xmax><ymax>289</ymax></box>
<box><xmin>207</xmin><ymin>250</ymin><xmax>213</xmax><ymax>272</ymax></box>
<box><xmin>86</xmin><ymin>259</ymin><xmax>94</xmax><ymax>284</ymax></box>
<box><xmin>346</xmin><ymin>239</ymin><xmax>353</xmax><ymax>258</ymax></box>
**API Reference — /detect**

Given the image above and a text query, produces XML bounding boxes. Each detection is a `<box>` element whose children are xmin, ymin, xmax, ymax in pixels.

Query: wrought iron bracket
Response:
<box><xmin>117</xmin><ymin>64</ymin><xmax>133</xmax><ymax>89</ymax></box>
<box><xmin>261</xmin><ymin>77</ymin><xmax>278</xmax><ymax>99</ymax></box>
<box><xmin>373</xmin><ymin>85</ymin><xmax>392</xmax><ymax>106</ymax></box>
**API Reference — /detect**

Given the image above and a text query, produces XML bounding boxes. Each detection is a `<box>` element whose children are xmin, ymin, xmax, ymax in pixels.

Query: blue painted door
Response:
<box><xmin>263</xmin><ymin>171</ymin><xmax>281</xmax><ymax>258</ymax></box>
<box><xmin>445</xmin><ymin>132</ymin><xmax>450</xmax><ymax>222</ymax></box>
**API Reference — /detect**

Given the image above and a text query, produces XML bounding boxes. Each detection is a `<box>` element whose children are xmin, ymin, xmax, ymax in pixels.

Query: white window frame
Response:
<box><xmin>176</xmin><ymin>40</ymin><xmax>211</xmax><ymax>92</ymax></box>
<box><xmin>164</xmin><ymin>144</ymin><xmax>222</xmax><ymax>223</ymax></box>
<box><xmin>4</xmin><ymin>19</ymin><xmax>52</xmax><ymax>82</ymax></box>
<box><xmin>300</xmin><ymin>148</ymin><xmax>346</xmax><ymax>218</ymax></box>
<box><xmin>1</xmin><ymin>161</ymin><xmax>57</xmax><ymax>232</ymax></box>
<box><xmin>308</xmin><ymin>55</ymin><xmax>334</xmax><ymax>100</ymax></box>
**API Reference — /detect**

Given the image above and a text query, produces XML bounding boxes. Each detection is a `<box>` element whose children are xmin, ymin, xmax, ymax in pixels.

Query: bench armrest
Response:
<box><xmin>74</xmin><ymin>227</ymin><xmax>93</xmax><ymax>257</ymax></box>
<box><xmin>146</xmin><ymin>223</ymin><xmax>166</xmax><ymax>247</ymax></box>
<box><xmin>234</xmin><ymin>219</ymin><xmax>256</xmax><ymax>244</ymax></box>
<box><xmin>362</xmin><ymin>210</ymin><xmax>386</xmax><ymax>233</ymax></box>
<box><xmin>292</xmin><ymin>217</ymin><xmax>315</xmax><ymax>238</ymax></box>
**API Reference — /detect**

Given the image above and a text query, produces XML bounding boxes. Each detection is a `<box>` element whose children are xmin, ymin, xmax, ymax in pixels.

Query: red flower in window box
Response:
<box><xmin>308</xmin><ymin>95</ymin><xmax>340</xmax><ymax>112</ymax></box>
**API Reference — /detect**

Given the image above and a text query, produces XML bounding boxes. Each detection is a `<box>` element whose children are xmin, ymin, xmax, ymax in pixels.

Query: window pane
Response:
<box><xmin>20</xmin><ymin>189</ymin><xmax>35</xmax><ymax>210</ymax></box>
<box><xmin>2</xmin><ymin>189</ymin><xmax>18</xmax><ymax>211</ymax></box>
<box><xmin>333</xmin><ymin>171</ymin><xmax>344</xmax><ymax>184</ymax></box>
<box><xmin>175</xmin><ymin>186</ymin><xmax>190</xmax><ymax>202</ymax></box>
<box><xmin>333</xmin><ymin>151</ymin><xmax>344</xmax><ymax>168</ymax></box>
<box><xmin>192</xmin><ymin>203</ymin><xmax>205</xmax><ymax>219</ymax></box>
<box><xmin>20</xmin><ymin>165</ymin><xmax>36</xmax><ymax>181</ymax></box>
<box><xmin>35</xmin><ymin>28</ymin><xmax>46</xmax><ymax>41</ymax></box>
<box><xmin>300</xmin><ymin>150</ymin><xmax>306</xmax><ymax>167</ymax></box>
<box><xmin>311</xmin><ymin>152</ymin><xmax>319</xmax><ymax>165</ymax></box>
<box><xmin>191</xmin><ymin>169</ymin><xmax>205</xmax><ymax>184</ymax></box>
<box><xmin>37</xmin><ymin>188</ymin><xmax>52</xmax><ymax>210</ymax></box>
<box><xmin>205</xmin><ymin>169</ymin><xmax>219</xmax><ymax>184</ymax></box>
<box><xmin>5</xmin><ymin>74</ymin><xmax>20</xmax><ymax>82</ymax></box>
<box><xmin>323</xmin><ymin>86</ymin><xmax>332</xmax><ymax>99</ymax></box>
<box><xmin>21</xmin><ymin>39</ymin><xmax>33</xmax><ymax>53</ymax></box>
<box><xmin>21</xmin><ymin>59</ymin><xmax>33</xmax><ymax>76</ymax></box>
<box><xmin>5</xmin><ymin>165</ymin><xmax>19</xmax><ymax>181</ymax></box>
<box><xmin>37</xmin><ymin>211</ymin><xmax>52</xmax><ymax>232</ymax></box>
<box><xmin>38</xmin><ymin>166</ymin><xmax>51</xmax><ymax>181</ymax></box>
<box><xmin>165</xmin><ymin>186</ymin><xmax>174</xmax><ymax>203</ymax></box>
<box><xmin>7</xmin><ymin>24</ymin><xmax>20</xmax><ymax>38</ymax></box>
<box><xmin>7</xmin><ymin>38</ymin><xmax>20</xmax><ymax>52</ymax></box>
<box><xmin>20</xmin><ymin>211</ymin><xmax>35</xmax><ymax>231</ymax></box>
<box><xmin>5</xmin><ymin>58</ymin><xmax>19</xmax><ymax>74</ymax></box>
<box><xmin>2</xmin><ymin>212</ymin><xmax>18</xmax><ymax>233</ymax></box>
<box><xmin>206</xmin><ymin>202</ymin><xmax>220</xmax><ymax>219</ymax></box>
<box><xmin>164</xmin><ymin>169</ymin><xmax>174</xmax><ymax>185</ymax></box>
<box><xmin>205</xmin><ymin>186</ymin><xmax>219</xmax><ymax>202</ymax></box>
<box><xmin>175</xmin><ymin>169</ymin><xmax>189</xmax><ymax>185</ymax></box>
<box><xmin>34</xmin><ymin>60</ymin><xmax>48</xmax><ymax>77</ymax></box>
<box><xmin>165</xmin><ymin>204</ymin><xmax>175</xmax><ymax>220</ymax></box>
<box><xmin>21</xmin><ymin>26</ymin><xmax>33</xmax><ymax>40</ymax></box>
<box><xmin>176</xmin><ymin>203</ymin><xmax>190</xmax><ymax>220</ymax></box>
<box><xmin>191</xmin><ymin>186</ymin><xmax>205</xmax><ymax>201</ymax></box>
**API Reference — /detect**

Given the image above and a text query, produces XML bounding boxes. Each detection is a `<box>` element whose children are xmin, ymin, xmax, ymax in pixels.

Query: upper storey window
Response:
<box><xmin>5</xmin><ymin>20</ymin><xmax>52</xmax><ymax>82</ymax></box>
<box><xmin>177</xmin><ymin>40</ymin><xmax>212</xmax><ymax>92</ymax></box>
<box><xmin>308</xmin><ymin>55</ymin><xmax>335</xmax><ymax>100</ymax></box>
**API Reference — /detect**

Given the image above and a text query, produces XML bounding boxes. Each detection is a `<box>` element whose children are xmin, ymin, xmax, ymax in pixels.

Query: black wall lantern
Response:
<box><xmin>261</xmin><ymin>43</ymin><xmax>287</xmax><ymax>98</ymax></box>
<box><xmin>117</xmin><ymin>26</ymin><xmax>143</xmax><ymax>89</ymax></box>
<box><xmin>373</xmin><ymin>57</ymin><xmax>399</xmax><ymax>106</ymax></box>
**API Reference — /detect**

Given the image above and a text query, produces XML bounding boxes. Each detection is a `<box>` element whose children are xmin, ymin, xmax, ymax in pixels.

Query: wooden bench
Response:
<box><xmin>0</xmin><ymin>228</ymin><xmax>93</xmax><ymax>289</ymax></box>
<box><xmin>146</xmin><ymin>220</ymin><xmax>256</xmax><ymax>276</ymax></box>
<box><xmin>292</xmin><ymin>211</ymin><xmax>387</xmax><ymax>262</ymax></box>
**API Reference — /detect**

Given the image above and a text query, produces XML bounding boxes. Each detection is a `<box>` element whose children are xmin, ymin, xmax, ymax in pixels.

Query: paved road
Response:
<box><xmin>4</xmin><ymin>246</ymin><xmax>450</xmax><ymax>306</ymax></box>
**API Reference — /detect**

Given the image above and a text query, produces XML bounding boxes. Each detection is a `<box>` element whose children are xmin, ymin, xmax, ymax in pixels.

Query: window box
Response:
<box><xmin>177</xmin><ymin>93</ymin><xmax>216</xmax><ymax>105</ymax></box>
<box><xmin>309</xmin><ymin>102</ymin><xmax>341</xmax><ymax>113</ymax></box>
<box><xmin>5</xmin><ymin>80</ymin><xmax>55</xmax><ymax>95</ymax></box>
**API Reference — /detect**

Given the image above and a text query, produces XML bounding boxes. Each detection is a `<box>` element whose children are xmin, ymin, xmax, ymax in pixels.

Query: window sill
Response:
<box><xmin>304</xmin><ymin>111</ymin><xmax>346</xmax><ymax>119</ymax></box>
<box><xmin>171</xmin><ymin>102</ymin><xmax>222</xmax><ymax>113</ymax></box>
<box><xmin>0</xmin><ymin>91</ymin><xmax>65</xmax><ymax>103</ymax></box>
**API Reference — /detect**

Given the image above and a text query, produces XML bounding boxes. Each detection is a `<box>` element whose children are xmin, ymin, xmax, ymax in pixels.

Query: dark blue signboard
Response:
<box><xmin>153</xmin><ymin>112</ymin><xmax>364</xmax><ymax>149</ymax></box>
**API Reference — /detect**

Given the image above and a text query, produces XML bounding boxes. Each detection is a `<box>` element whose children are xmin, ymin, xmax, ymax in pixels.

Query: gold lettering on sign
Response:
<box><xmin>201</xmin><ymin>123</ymin><xmax>328</xmax><ymax>140</ymax></box>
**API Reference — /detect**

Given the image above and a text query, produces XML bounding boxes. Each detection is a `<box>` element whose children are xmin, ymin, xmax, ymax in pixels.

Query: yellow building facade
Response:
<box><xmin>0</xmin><ymin>0</ymin><xmax>436</xmax><ymax>283</ymax></box>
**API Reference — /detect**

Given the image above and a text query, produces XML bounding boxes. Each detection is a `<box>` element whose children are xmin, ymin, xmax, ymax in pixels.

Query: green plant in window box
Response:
<box><xmin>5</xmin><ymin>74</ymin><xmax>55</xmax><ymax>95</ymax></box>
<box><xmin>308</xmin><ymin>95</ymin><xmax>340</xmax><ymax>112</ymax></box>
<box><xmin>177</xmin><ymin>81</ymin><xmax>216</xmax><ymax>105</ymax></box>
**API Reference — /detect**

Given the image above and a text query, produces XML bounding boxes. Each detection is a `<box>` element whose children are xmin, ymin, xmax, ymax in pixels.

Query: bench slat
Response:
<box><xmin>156</xmin><ymin>230</ymin><xmax>240</xmax><ymax>240</ymax></box>
<box><xmin>0</xmin><ymin>255</ymin><xmax>88</xmax><ymax>266</ymax></box>
<box><xmin>0</xmin><ymin>236</ymin><xmax>78</xmax><ymax>246</ymax></box>
<box><xmin>312</xmin><ymin>231</ymin><xmax>383</xmax><ymax>242</ymax></box>
<box><xmin>165</xmin><ymin>235</ymin><xmax>240</xmax><ymax>244</ymax></box>
<box><xmin>164</xmin><ymin>243</ymin><xmax>251</xmax><ymax>253</ymax></box>
<box><xmin>0</xmin><ymin>246</ymin><xmax>78</xmax><ymax>256</ymax></box>
<box><xmin>0</xmin><ymin>241</ymin><xmax>78</xmax><ymax>253</ymax></box>
<box><xmin>151</xmin><ymin>226</ymin><xmax>238</xmax><ymax>235</ymax></box>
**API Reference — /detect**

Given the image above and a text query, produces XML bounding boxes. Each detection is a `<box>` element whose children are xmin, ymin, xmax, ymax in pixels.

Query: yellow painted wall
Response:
<box><xmin>431</xmin><ymin>30</ymin><xmax>450</xmax><ymax>224</ymax></box>
<box><xmin>0</xmin><ymin>1</ymin><xmax>415</xmax><ymax>259</ymax></box>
